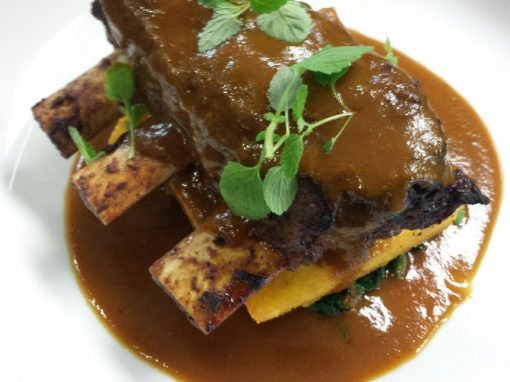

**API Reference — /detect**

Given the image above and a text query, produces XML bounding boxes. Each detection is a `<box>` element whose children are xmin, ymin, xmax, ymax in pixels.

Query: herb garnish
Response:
<box><xmin>384</xmin><ymin>38</ymin><xmax>398</xmax><ymax>66</ymax></box>
<box><xmin>220</xmin><ymin>45</ymin><xmax>373</xmax><ymax>220</ymax></box>
<box><xmin>68</xmin><ymin>127</ymin><xmax>105</xmax><ymax>165</ymax></box>
<box><xmin>69</xmin><ymin>63</ymin><xmax>147</xmax><ymax>164</ymax></box>
<box><xmin>310</xmin><ymin>253</ymin><xmax>409</xmax><ymax>316</ymax></box>
<box><xmin>104</xmin><ymin>63</ymin><xmax>148</xmax><ymax>159</ymax></box>
<box><xmin>198</xmin><ymin>0</ymin><xmax>312</xmax><ymax>52</ymax></box>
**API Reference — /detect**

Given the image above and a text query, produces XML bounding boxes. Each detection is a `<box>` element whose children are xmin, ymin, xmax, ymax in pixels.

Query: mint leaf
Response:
<box><xmin>263</xmin><ymin>166</ymin><xmax>298</xmax><ymax>215</ymax></box>
<box><xmin>292</xmin><ymin>84</ymin><xmax>308</xmax><ymax>122</ymax></box>
<box><xmin>220</xmin><ymin>162</ymin><xmax>270</xmax><ymax>220</ymax></box>
<box><xmin>280</xmin><ymin>134</ymin><xmax>303</xmax><ymax>178</ymax></box>
<box><xmin>198</xmin><ymin>3</ymin><xmax>245</xmax><ymax>52</ymax></box>
<box><xmin>198</xmin><ymin>0</ymin><xmax>227</xmax><ymax>9</ymax></box>
<box><xmin>314</xmin><ymin>67</ymin><xmax>349</xmax><ymax>85</ymax></box>
<box><xmin>104</xmin><ymin>63</ymin><xmax>135</xmax><ymax>104</ymax></box>
<box><xmin>256</xmin><ymin>1</ymin><xmax>313</xmax><ymax>43</ymax></box>
<box><xmin>250</xmin><ymin>0</ymin><xmax>288</xmax><ymax>14</ymax></box>
<box><xmin>295</xmin><ymin>45</ymin><xmax>374</xmax><ymax>75</ymax></box>
<box><xmin>384</xmin><ymin>38</ymin><xmax>398</xmax><ymax>66</ymax></box>
<box><xmin>68</xmin><ymin>126</ymin><xmax>105</xmax><ymax>165</ymax></box>
<box><xmin>268</xmin><ymin>66</ymin><xmax>303</xmax><ymax>111</ymax></box>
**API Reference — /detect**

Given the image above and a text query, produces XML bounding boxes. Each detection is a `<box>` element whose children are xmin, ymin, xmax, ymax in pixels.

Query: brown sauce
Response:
<box><xmin>65</xmin><ymin>33</ymin><xmax>501</xmax><ymax>381</ymax></box>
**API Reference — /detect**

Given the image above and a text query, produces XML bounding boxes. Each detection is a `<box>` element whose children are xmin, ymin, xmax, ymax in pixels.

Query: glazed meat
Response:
<box><xmin>94</xmin><ymin>0</ymin><xmax>488</xmax><ymax>266</ymax></box>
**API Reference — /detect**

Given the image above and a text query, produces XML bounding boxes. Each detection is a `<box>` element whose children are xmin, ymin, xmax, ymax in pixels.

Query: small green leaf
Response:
<box><xmin>454</xmin><ymin>206</ymin><xmax>466</xmax><ymax>226</ymax></box>
<box><xmin>292</xmin><ymin>84</ymin><xmax>308</xmax><ymax>122</ymax></box>
<box><xmin>323</xmin><ymin>139</ymin><xmax>333</xmax><ymax>154</ymax></box>
<box><xmin>250</xmin><ymin>0</ymin><xmax>288</xmax><ymax>14</ymax></box>
<box><xmin>198</xmin><ymin>0</ymin><xmax>227</xmax><ymax>9</ymax></box>
<box><xmin>262</xmin><ymin>166</ymin><xmax>298</xmax><ymax>215</ymax></box>
<box><xmin>280</xmin><ymin>134</ymin><xmax>304</xmax><ymax>178</ymax></box>
<box><xmin>256</xmin><ymin>0</ymin><xmax>313</xmax><ymax>43</ymax></box>
<box><xmin>68</xmin><ymin>126</ymin><xmax>105</xmax><ymax>165</ymax></box>
<box><xmin>314</xmin><ymin>67</ymin><xmax>349</xmax><ymax>85</ymax></box>
<box><xmin>309</xmin><ymin>291</ymin><xmax>350</xmax><ymax>316</ymax></box>
<box><xmin>384</xmin><ymin>38</ymin><xmax>398</xmax><ymax>66</ymax></box>
<box><xmin>256</xmin><ymin>131</ymin><xmax>281</xmax><ymax>143</ymax></box>
<box><xmin>220</xmin><ymin>162</ymin><xmax>270</xmax><ymax>220</ymax></box>
<box><xmin>105</xmin><ymin>63</ymin><xmax>135</xmax><ymax>104</ymax></box>
<box><xmin>294</xmin><ymin>45</ymin><xmax>374</xmax><ymax>75</ymax></box>
<box><xmin>268</xmin><ymin>66</ymin><xmax>303</xmax><ymax>111</ymax></box>
<box><xmin>198</xmin><ymin>3</ymin><xmax>245</xmax><ymax>52</ymax></box>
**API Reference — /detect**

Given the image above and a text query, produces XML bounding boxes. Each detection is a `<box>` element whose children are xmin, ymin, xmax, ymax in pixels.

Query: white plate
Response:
<box><xmin>1</xmin><ymin>1</ymin><xmax>509</xmax><ymax>381</ymax></box>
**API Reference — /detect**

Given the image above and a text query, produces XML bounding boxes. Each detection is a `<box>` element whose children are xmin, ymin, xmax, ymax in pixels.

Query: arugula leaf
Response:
<box><xmin>314</xmin><ymin>67</ymin><xmax>349</xmax><ymax>85</ymax></box>
<box><xmin>309</xmin><ymin>291</ymin><xmax>350</xmax><ymax>316</ymax></box>
<box><xmin>256</xmin><ymin>0</ymin><xmax>313</xmax><ymax>43</ymax></box>
<box><xmin>198</xmin><ymin>3</ymin><xmax>246</xmax><ymax>53</ymax></box>
<box><xmin>292</xmin><ymin>84</ymin><xmax>308</xmax><ymax>122</ymax></box>
<box><xmin>295</xmin><ymin>45</ymin><xmax>374</xmax><ymax>75</ymax></box>
<box><xmin>198</xmin><ymin>0</ymin><xmax>226</xmax><ymax>9</ymax></box>
<box><xmin>220</xmin><ymin>162</ymin><xmax>270</xmax><ymax>220</ymax></box>
<box><xmin>68</xmin><ymin>126</ymin><xmax>105</xmax><ymax>165</ymax></box>
<box><xmin>384</xmin><ymin>38</ymin><xmax>398</xmax><ymax>66</ymax></box>
<box><xmin>250</xmin><ymin>0</ymin><xmax>288</xmax><ymax>14</ymax></box>
<box><xmin>268</xmin><ymin>66</ymin><xmax>303</xmax><ymax>111</ymax></box>
<box><xmin>263</xmin><ymin>166</ymin><xmax>298</xmax><ymax>215</ymax></box>
<box><xmin>280</xmin><ymin>134</ymin><xmax>304</xmax><ymax>178</ymax></box>
<box><xmin>105</xmin><ymin>63</ymin><xmax>135</xmax><ymax>104</ymax></box>
<box><xmin>454</xmin><ymin>206</ymin><xmax>466</xmax><ymax>226</ymax></box>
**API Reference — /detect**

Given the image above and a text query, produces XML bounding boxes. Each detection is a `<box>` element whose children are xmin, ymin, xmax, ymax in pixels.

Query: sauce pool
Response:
<box><xmin>65</xmin><ymin>33</ymin><xmax>501</xmax><ymax>381</ymax></box>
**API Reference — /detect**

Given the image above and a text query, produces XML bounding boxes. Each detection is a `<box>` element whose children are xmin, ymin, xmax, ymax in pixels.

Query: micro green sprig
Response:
<box><xmin>69</xmin><ymin>63</ymin><xmax>147</xmax><ymax>165</ymax></box>
<box><xmin>198</xmin><ymin>0</ymin><xmax>313</xmax><ymax>52</ymax></box>
<box><xmin>220</xmin><ymin>45</ymin><xmax>374</xmax><ymax>220</ymax></box>
<box><xmin>104</xmin><ymin>63</ymin><xmax>147</xmax><ymax>159</ymax></box>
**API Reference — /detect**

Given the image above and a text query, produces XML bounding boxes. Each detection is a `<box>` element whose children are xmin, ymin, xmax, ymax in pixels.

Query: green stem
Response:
<box><xmin>270</xmin><ymin>109</ymin><xmax>292</xmax><ymax>154</ymax></box>
<box><xmin>264</xmin><ymin>72</ymin><xmax>301</xmax><ymax>159</ymax></box>
<box><xmin>329</xmin><ymin>112</ymin><xmax>355</xmax><ymax>146</ymax></box>
<box><xmin>303</xmin><ymin>112</ymin><xmax>352</xmax><ymax>137</ymax></box>
<box><xmin>331</xmin><ymin>83</ymin><xmax>352</xmax><ymax>114</ymax></box>
<box><xmin>123</xmin><ymin>101</ymin><xmax>136</xmax><ymax>159</ymax></box>
<box><xmin>235</xmin><ymin>2</ymin><xmax>251</xmax><ymax>16</ymax></box>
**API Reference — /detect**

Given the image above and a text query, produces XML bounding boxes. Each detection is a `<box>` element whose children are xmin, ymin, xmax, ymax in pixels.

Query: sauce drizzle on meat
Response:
<box><xmin>65</xmin><ymin>33</ymin><xmax>501</xmax><ymax>382</ymax></box>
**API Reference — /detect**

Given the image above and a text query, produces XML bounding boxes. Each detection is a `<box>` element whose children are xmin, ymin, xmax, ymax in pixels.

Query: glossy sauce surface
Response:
<box><xmin>66</xmin><ymin>34</ymin><xmax>501</xmax><ymax>382</ymax></box>
<box><xmin>101</xmin><ymin>0</ymin><xmax>451</xmax><ymax>217</ymax></box>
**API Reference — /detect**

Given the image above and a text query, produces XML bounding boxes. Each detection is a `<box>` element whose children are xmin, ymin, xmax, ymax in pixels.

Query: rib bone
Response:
<box><xmin>32</xmin><ymin>52</ymin><xmax>123</xmax><ymax>158</ymax></box>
